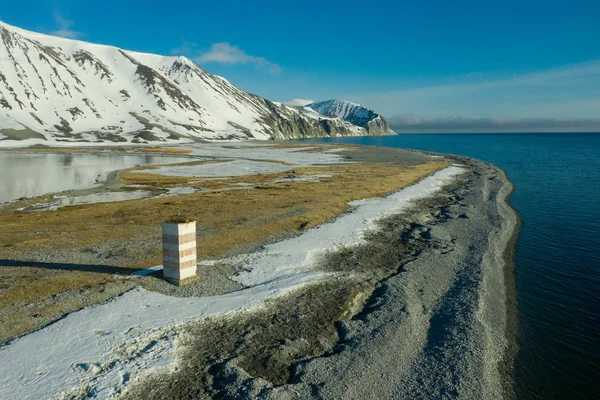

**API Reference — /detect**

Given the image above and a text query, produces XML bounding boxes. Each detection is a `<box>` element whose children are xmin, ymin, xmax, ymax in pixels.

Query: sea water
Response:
<box><xmin>307</xmin><ymin>133</ymin><xmax>600</xmax><ymax>400</ymax></box>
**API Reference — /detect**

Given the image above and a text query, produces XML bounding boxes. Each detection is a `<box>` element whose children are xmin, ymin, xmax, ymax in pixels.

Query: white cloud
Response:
<box><xmin>194</xmin><ymin>42</ymin><xmax>281</xmax><ymax>74</ymax></box>
<box><xmin>50</xmin><ymin>11</ymin><xmax>82</xmax><ymax>39</ymax></box>
<box><xmin>170</xmin><ymin>40</ymin><xmax>197</xmax><ymax>56</ymax></box>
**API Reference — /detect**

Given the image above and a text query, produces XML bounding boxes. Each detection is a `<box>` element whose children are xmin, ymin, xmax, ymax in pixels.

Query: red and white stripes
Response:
<box><xmin>162</xmin><ymin>221</ymin><xmax>197</xmax><ymax>284</ymax></box>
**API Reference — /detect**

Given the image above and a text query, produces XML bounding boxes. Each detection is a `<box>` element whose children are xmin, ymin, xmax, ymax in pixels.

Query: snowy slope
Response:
<box><xmin>0</xmin><ymin>21</ymin><xmax>389</xmax><ymax>146</ymax></box>
<box><xmin>282</xmin><ymin>99</ymin><xmax>314</xmax><ymax>107</ymax></box>
<box><xmin>307</xmin><ymin>99</ymin><xmax>395</xmax><ymax>135</ymax></box>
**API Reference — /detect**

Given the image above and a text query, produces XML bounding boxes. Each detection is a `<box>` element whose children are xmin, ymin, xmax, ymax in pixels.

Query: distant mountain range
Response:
<box><xmin>0</xmin><ymin>20</ymin><xmax>394</xmax><ymax>145</ymax></box>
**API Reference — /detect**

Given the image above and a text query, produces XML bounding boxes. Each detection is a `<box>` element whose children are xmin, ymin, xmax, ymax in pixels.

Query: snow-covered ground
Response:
<box><xmin>231</xmin><ymin>166</ymin><xmax>465</xmax><ymax>287</ymax></box>
<box><xmin>184</xmin><ymin>142</ymin><xmax>346</xmax><ymax>166</ymax></box>
<box><xmin>282</xmin><ymin>99</ymin><xmax>314</xmax><ymax>107</ymax></box>
<box><xmin>17</xmin><ymin>191</ymin><xmax>153</xmax><ymax>212</ymax></box>
<box><xmin>132</xmin><ymin>142</ymin><xmax>348</xmax><ymax>178</ymax></box>
<box><xmin>0</xmin><ymin>166</ymin><xmax>464</xmax><ymax>400</ymax></box>
<box><xmin>135</xmin><ymin>159</ymin><xmax>294</xmax><ymax>178</ymax></box>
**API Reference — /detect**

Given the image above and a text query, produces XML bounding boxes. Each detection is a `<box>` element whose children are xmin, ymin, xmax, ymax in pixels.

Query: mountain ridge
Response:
<box><xmin>306</xmin><ymin>99</ymin><xmax>393</xmax><ymax>135</ymax></box>
<box><xmin>0</xmin><ymin>20</ymin><xmax>394</xmax><ymax>145</ymax></box>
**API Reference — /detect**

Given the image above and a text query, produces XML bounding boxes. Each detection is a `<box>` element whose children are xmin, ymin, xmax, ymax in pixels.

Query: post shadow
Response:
<box><xmin>0</xmin><ymin>259</ymin><xmax>136</xmax><ymax>275</ymax></box>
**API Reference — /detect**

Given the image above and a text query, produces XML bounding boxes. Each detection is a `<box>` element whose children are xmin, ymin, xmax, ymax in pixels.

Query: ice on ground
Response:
<box><xmin>185</xmin><ymin>143</ymin><xmax>346</xmax><ymax>166</ymax></box>
<box><xmin>0</xmin><ymin>166</ymin><xmax>464</xmax><ymax>400</ymax></box>
<box><xmin>231</xmin><ymin>166</ymin><xmax>465</xmax><ymax>287</ymax></box>
<box><xmin>159</xmin><ymin>187</ymin><xmax>198</xmax><ymax>196</ymax></box>
<box><xmin>0</xmin><ymin>275</ymin><xmax>321</xmax><ymax>400</ymax></box>
<box><xmin>134</xmin><ymin>159</ymin><xmax>295</xmax><ymax>177</ymax></box>
<box><xmin>131</xmin><ymin>142</ymin><xmax>349</xmax><ymax>179</ymax></box>
<box><xmin>18</xmin><ymin>191</ymin><xmax>153</xmax><ymax>212</ymax></box>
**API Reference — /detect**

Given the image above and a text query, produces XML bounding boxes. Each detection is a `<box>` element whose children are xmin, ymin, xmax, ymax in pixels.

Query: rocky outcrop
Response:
<box><xmin>306</xmin><ymin>99</ymin><xmax>395</xmax><ymax>135</ymax></box>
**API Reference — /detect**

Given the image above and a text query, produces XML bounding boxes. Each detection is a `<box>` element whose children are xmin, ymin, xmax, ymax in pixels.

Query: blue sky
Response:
<box><xmin>1</xmin><ymin>0</ymin><xmax>599</xmax><ymax>131</ymax></box>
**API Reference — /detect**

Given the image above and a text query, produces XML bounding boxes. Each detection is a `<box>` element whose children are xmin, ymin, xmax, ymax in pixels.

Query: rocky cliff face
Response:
<box><xmin>306</xmin><ymin>100</ymin><xmax>395</xmax><ymax>135</ymax></box>
<box><xmin>0</xmin><ymin>21</ymin><xmax>392</xmax><ymax>145</ymax></box>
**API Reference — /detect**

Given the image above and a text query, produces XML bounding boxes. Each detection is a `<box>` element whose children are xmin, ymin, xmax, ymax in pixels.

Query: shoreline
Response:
<box><xmin>0</xmin><ymin>163</ymin><xmax>462</xmax><ymax>399</ymax></box>
<box><xmin>263</xmin><ymin>156</ymin><xmax>520</xmax><ymax>399</ymax></box>
<box><xmin>473</xmin><ymin>161</ymin><xmax>520</xmax><ymax>400</ymax></box>
<box><xmin>0</xmin><ymin>144</ymin><xmax>520</xmax><ymax>399</ymax></box>
<box><xmin>342</xmin><ymin>143</ymin><xmax>520</xmax><ymax>398</ymax></box>
<box><xmin>498</xmin><ymin>168</ymin><xmax>521</xmax><ymax>400</ymax></box>
<box><xmin>120</xmin><ymin>156</ymin><xmax>520</xmax><ymax>399</ymax></box>
<box><xmin>341</xmin><ymin>143</ymin><xmax>520</xmax><ymax>398</ymax></box>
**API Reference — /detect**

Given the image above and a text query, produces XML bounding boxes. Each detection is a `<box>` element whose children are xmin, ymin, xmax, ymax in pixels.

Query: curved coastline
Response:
<box><xmin>498</xmin><ymin>169</ymin><xmax>521</xmax><ymax>400</ymax></box>
<box><xmin>262</xmin><ymin>154</ymin><xmax>521</xmax><ymax>399</ymax></box>
<box><xmin>354</xmin><ymin>146</ymin><xmax>521</xmax><ymax>399</ymax></box>
<box><xmin>476</xmin><ymin>164</ymin><xmax>520</xmax><ymax>399</ymax></box>
<box><xmin>342</xmin><ymin>145</ymin><xmax>521</xmax><ymax>398</ymax></box>
<box><xmin>0</xmin><ymin>144</ymin><xmax>521</xmax><ymax>399</ymax></box>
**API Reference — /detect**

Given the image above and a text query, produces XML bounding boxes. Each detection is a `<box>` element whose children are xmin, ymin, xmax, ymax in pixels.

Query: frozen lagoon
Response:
<box><xmin>0</xmin><ymin>152</ymin><xmax>191</xmax><ymax>204</ymax></box>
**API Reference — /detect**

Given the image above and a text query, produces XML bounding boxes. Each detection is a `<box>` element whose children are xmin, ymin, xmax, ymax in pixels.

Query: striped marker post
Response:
<box><xmin>162</xmin><ymin>220</ymin><xmax>198</xmax><ymax>285</ymax></box>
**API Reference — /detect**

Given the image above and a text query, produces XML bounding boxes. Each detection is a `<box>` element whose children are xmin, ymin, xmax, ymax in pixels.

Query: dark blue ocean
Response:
<box><xmin>306</xmin><ymin>133</ymin><xmax>600</xmax><ymax>399</ymax></box>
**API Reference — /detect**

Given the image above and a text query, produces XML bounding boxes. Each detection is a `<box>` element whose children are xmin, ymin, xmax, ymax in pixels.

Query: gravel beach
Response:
<box><xmin>264</xmin><ymin>158</ymin><xmax>519</xmax><ymax>400</ymax></box>
<box><xmin>120</xmin><ymin>155</ymin><xmax>519</xmax><ymax>400</ymax></box>
<box><xmin>0</xmin><ymin>144</ymin><xmax>518</xmax><ymax>399</ymax></box>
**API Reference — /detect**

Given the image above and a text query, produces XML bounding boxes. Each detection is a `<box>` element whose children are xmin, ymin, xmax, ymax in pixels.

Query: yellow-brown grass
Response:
<box><xmin>120</xmin><ymin>158</ymin><xmax>302</xmax><ymax>189</ymax></box>
<box><xmin>0</xmin><ymin>268</ymin><xmax>109</xmax><ymax>309</ymax></box>
<box><xmin>0</xmin><ymin>160</ymin><xmax>445</xmax><ymax>341</ymax></box>
<box><xmin>0</xmin><ymin>265</ymin><xmax>134</xmax><ymax>342</ymax></box>
<box><xmin>2</xmin><ymin>160</ymin><xmax>446</xmax><ymax>259</ymax></box>
<box><xmin>120</xmin><ymin>171</ymin><xmax>191</xmax><ymax>186</ymax></box>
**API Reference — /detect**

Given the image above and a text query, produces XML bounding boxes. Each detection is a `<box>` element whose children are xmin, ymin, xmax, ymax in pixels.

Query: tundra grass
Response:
<box><xmin>130</xmin><ymin>146</ymin><xmax>192</xmax><ymax>155</ymax></box>
<box><xmin>0</xmin><ymin>160</ymin><xmax>445</xmax><ymax>343</ymax></box>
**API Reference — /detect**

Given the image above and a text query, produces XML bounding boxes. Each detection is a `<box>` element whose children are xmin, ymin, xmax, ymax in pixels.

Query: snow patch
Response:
<box><xmin>185</xmin><ymin>143</ymin><xmax>346</xmax><ymax>166</ymax></box>
<box><xmin>17</xmin><ymin>191</ymin><xmax>152</xmax><ymax>212</ymax></box>
<box><xmin>231</xmin><ymin>166</ymin><xmax>465</xmax><ymax>287</ymax></box>
<box><xmin>282</xmin><ymin>99</ymin><xmax>314</xmax><ymax>107</ymax></box>
<box><xmin>135</xmin><ymin>159</ymin><xmax>294</xmax><ymax>177</ymax></box>
<box><xmin>0</xmin><ymin>166</ymin><xmax>464</xmax><ymax>399</ymax></box>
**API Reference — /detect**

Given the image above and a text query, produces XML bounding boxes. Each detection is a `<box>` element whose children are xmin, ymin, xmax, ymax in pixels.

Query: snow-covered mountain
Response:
<box><xmin>0</xmin><ymin>20</ymin><xmax>394</xmax><ymax>146</ymax></box>
<box><xmin>306</xmin><ymin>100</ymin><xmax>394</xmax><ymax>135</ymax></box>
